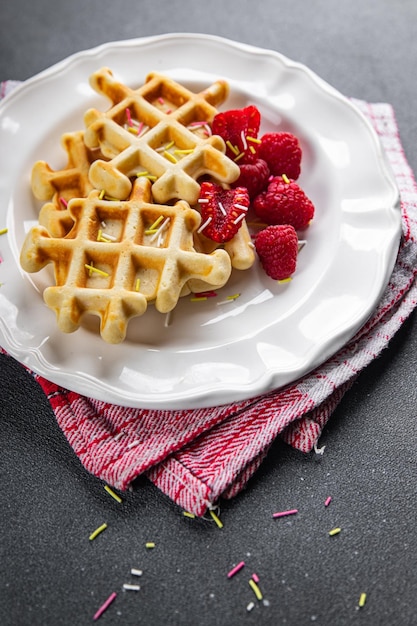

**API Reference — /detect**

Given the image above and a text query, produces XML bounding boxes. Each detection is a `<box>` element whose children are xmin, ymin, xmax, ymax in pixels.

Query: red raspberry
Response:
<box><xmin>212</xmin><ymin>105</ymin><xmax>261</xmax><ymax>164</ymax></box>
<box><xmin>232</xmin><ymin>158</ymin><xmax>270</xmax><ymax>199</ymax></box>
<box><xmin>198</xmin><ymin>181</ymin><xmax>250</xmax><ymax>243</ymax></box>
<box><xmin>253</xmin><ymin>176</ymin><xmax>314</xmax><ymax>231</ymax></box>
<box><xmin>258</xmin><ymin>132</ymin><xmax>302</xmax><ymax>179</ymax></box>
<box><xmin>255</xmin><ymin>225</ymin><xmax>298</xmax><ymax>280</ymax></box>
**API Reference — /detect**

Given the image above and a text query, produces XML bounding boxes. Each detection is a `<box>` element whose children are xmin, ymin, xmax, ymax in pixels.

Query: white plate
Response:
<box><xmin>0</xmin><ymin>33</ymin><xmax>401</xmax><ymax>409</ymax></box>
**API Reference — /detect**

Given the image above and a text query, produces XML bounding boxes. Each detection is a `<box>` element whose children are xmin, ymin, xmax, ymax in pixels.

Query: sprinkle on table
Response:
<box><xmin>249</xmin><ymin>578</ymin><xmax>263</xmax><ymax>601</ymax></box>
<box><xmin>104</xmin><ymin>485</ymin><xmax>123</xmax><ymax>504</ymax></box>
<box><xmin>227</xmin><ymin>561</ymin><xmax>245</xmax><ymax>579</ymax></box>
<box><xmin>329</xmin><ymin>527</ymin><xmax>342</xmax><ymax>536</ymax></box>
<box><xmin>131</xmin><ymin>568</ymin><xmax>143</xmax><ymax>577</ymax></box>
<box><xmin>272</xmin><ymin>509</ymin><xmax>298</xmax><ymax>519</ymax></box>
<box><xmin>93</xmin><ymin>591</ymin><xmax>117</xmax><ymax>621</ymax></box>
<box><xmin>145</xmin><ymin>542</ymin><xmax>156</xmax><ymax>549</ymax></box>
<box><xmin>123</xmin><ymin>583</ymin><xmax>140</xmax><ymax>592</ymax></box>
<box><xmin>358</xmin><ymin>592</ymin><xmax>367</xmax><ymax>608</ymax></box>
<box><xmin>209</xmin><ymin>509</ymin><xmax>223</xmax><ymax>529</ymax></box>
<box><xmin>182</xmin><ymin>511</ymin><xmax>196</xmax><ymax>519</ymax></box>
<box><xmin>324</xmin><ymin>496</ymin><xmax>332</xmax><ymax>507</ymax></box>
<box><xmin>89</xmin><ymin>523</ymin><xmax>108</xmax><ymax>541</ymax></box>
<box><xmin>0</xmin><ymin>228</ymin><xmax>8</xmax><ymax>236</ymax></box>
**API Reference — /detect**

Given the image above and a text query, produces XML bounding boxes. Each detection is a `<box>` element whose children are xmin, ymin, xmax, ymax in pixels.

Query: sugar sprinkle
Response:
<box><xmin>93</xmin><ymin>591</ymin><xmax>117</xmax><ymax>621</ymax></box>
<box><xmin>227</xmin><ymin>561</ymin><xmax>245</xmax><ymax>579</ymax></box>
<box><xmin>89</xmin><ymin>523</ymin><xmax>108</xmax><ymax>541</ymax></box>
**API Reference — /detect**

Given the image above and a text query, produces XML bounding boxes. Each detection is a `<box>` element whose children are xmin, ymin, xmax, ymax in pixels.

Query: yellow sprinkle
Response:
<box><xmin>174</xmin><ymin>149</ymin><xmax>194</xmax><ymax>155</ymax></box>
<box><xmin>226</xmin><ymin>140</ymin><xmax>239</xmax><ymax>156</ymax></box>
<box><xmin>97</xmin><ymin>229</ymin><xmax>103</xmax><ymax>241</ymax></box>
<box><xmin>148</xmin><ymin>215</ymin><xmax>164</xmax><ymax>231</ymax></box>
<box><xmin>329</xmin><ymin>527</ymin><xmax>342</xmax><ymax>536</ymax></box>
<box><xmin>135</xmin><ymin>278</ymin><xmax>141</xmax><ymax>292</ymax></box>
<box><xmin>99</xmin><ymin>189</ymin><xmax>105</xmax><ymax>199</ymax></box>
<box><xmin>282</xmin><ymin>174</ymin><xmax>290</xmax><ymax>183</ymax></box>
<box><xmin>191</xmin><ymin>296</ymin><xmax>207</xmax><ymax>302</ymax></box>
<box><xmin>163</xmin><ymin>150</ymin><xmax>178</xmax><ymax>164</ymax></box>
<box><xmin>164</xmin><ymin>140</ymin><xmax>175</xmax><ymax>150</ymax></box>
<box><xmin>104</xmin><ymin>485</ymin><xmax>123</xmax><ymax>503</ymax></box>
<box><xmin>249</xmin><ymin>145</ymin><xmax>256</xmax><ymax>154</ymax></box>
<box><xmin>136</xmin><ymin>171</ymin><xmax>157</xmax><ymax>181</ymax></box>
<box><xmin>209</xmin><ymin>510</ymin><xmax>223</xmax><ymax>529</ymax></box>
<box><xmin>104</xmin><ymin>194</ymin><xmax>119</xmax><ymax>201</ymax></box>
<box><xmin>234</xmin><ymin>152</ymin><xmax>245</xmax><ymax>163</ymax></box>
<box><xmin>246</xmin><ymin>136</ymin><xmax>261</xmax><ymax>144</ymax></box>
<box><xmin>358</xmin><ymin>592</ymin><xmax>367</xmax><ymax>608</ymax></box>
<box><xmin>145</xmin><ymin>542</ymin><xmax>155</xmax><ymax>549</ymax></box>
<box><xmin>89</xmin><ymin>523</ymin><xmax>108</xmax><ymax>541</ymax></box>
<box><xmin>249</xmin><ymin>579</ymin><xmax>263</xmax><ymax>601</ymax></box>
<box><xmin>0</xmin><ymin>228</ymin><xmax>8</xmax><ymax>236</ymax></box>
<box><xmin>278</xmin><ymin>277</ymin><xmax>292</xmax><ymax>284</ymax></box>
<box><xmin>127</xmin><ymin>126</ymin><xmax>139</xmax><ymax>135</ymax></box>
<box><xmin>85</xmin><ymin>264</ymin><xmax>109</xmax><ymax>278</ymax></box>
<box><xmin>226</xmin><ymin>293</ymin><xmax>241</xmax><ymax>300</ymax></box>
<box><xmin>182</xmin><ymin>511</ymin><xmax>196</xmax><ymax>519</ymax></box>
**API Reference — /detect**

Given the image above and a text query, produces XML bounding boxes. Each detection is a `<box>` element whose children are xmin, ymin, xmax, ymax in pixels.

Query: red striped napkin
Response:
<box><xmin>2</xmin><ymin>82</ymin><xmax>417</xmax><ymax>515</ymax></box>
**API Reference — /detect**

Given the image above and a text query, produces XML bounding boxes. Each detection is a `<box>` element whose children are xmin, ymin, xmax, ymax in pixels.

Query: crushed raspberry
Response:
<box><xmin>231</xmin><ymin>158</ymin><xmax>270</xmax><ymax>199</ymax></box>
<box><xmin>255</xmin><ymin>225</ymin><xmax>298</xmax><ymax>280</ymax></box>
<box><xmin>212</xmin><ymin>105</ymin><xmax>261</xmax><ymax>164</ymax></box>
<box><xmin>253</xmin><ymin>176</ymin><xmax>315</xmax><ymax>231</ymax></box>
<box><xmin>198</xmin><ymin>181</ymin><xmax>250</xmax><ymax>243</ymax></box>
<box><xmin>258</xmin><ymin>132</ymin><xmax>302</xmax><ymax>180</ymax></box>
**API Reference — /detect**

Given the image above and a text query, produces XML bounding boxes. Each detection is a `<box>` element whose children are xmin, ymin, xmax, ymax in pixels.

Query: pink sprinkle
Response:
<box><xmin>158</xmin><ymin>96</ymin><xmax>165</xmax><ymax>105</ymax></box>
<box><xmin>252</xmin><ymin>573</ymin><xmax>260</xmax><ymax>583</ymax></box>
<box><xmin>227</xmin><ymin>561</ymin><xmax>245</xmax><ymax>579</ymax></box>
<box><xmin>272</xmin><ymin>509</ymin><xmax>298</xmax><ymax>519</ymax></box>
<box><xmin>125</xmin><ymin>107</ymin><xmax>133</xmax><ymax>126</ymax></box>
<box><xmin>59</xmin><ymin>197</ymin><xmax>68</xmax><ymax>208</ymax></box>
<box><xmin>324</xmin><ymin>496</ymin><xmax>332</xmax><ymax>507</ymax></box>
<box><xmin>93</xmin><ymin>592</ymin><xmax>117</xmax><ymax>621</ymax></box>
<box><xmin>194</xmin><ymin>290</ymin><xmax>218</xmax><ymax>298</ymax></box>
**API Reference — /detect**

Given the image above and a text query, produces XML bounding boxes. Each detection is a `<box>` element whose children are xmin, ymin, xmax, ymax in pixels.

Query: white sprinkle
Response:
<box><xmin>247</xmin><ymin>601</ymin><xmax>255</xmax><ymax>612</ymax></box>
<box><xmin>298</xmin><ymin>240</ymin><xmax>307</xmax><ymax>252</ymax></box>
<box><xmin>127</xmin><ymin>439</ymin><xmax>141</xmax><ymax>449</ymax></box>
<box><xmin>234</xmin><ymin>203</ymin><xmax>248</xmax><ymax>211</ymax></box>
<box><xmin>101</xmin><ymin>232</ymin><xmax>117</xmax><ymax>242</ymax></box>
<box><xmin>241</xmin><ymin>130</ymin><xmax>248</xmax><ymax>151</ymax></box>
<box><xmin>150</xmin><ymin>217</ymin><xmax>170</xmax><ymax>243</ymax></box>
<box><xmin>123</xmin><ymin>584</ymin><xmax>140</xmax><ymax>591</ymax></box>
<box><xmin>131</xmin><ymin>568</ymin><xmax>143</xmax><ymax>577</ymax></box>
<box><xmin>164</xmin><ymin>311</ymin><xmax>173</xmax><ymax>327</ymax></box>
<box><xmin>113</xmin><ymin>431</ymin><xmax>125</xmax><ymax>441</ymax></box>
<box><xmin>198</xmin><ymin>198</ymin><xmax>209</xmax><ymax>203</ymax></box>
<box><xmin>218</xmin><ymin>201</ymin><xmax>226</xmax><ymax>216</ymax></box>
<box><xmin>101</xmin><ymin>221</ymin><xmax>107</xmax><ymax>228</ymax></box>
<box><xmin>197</xmin><ymin>216</ymin><xmax>212</xmax><ymax>233</ymax></box>
<box><xmin>233</xmin><ymin>213</ymin><xmax>246</xmax><ymax>225</ymax></box>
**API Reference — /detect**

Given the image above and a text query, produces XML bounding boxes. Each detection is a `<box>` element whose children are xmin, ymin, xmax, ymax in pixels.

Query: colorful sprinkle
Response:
<box><xmin>104</xmin><ymin>485</ymin><xmax>123</xmax><ymax>504</ymax></box>
<box><xmin>85</xmin><ymin>264</ymin><xmax>109</xmax><ymax>278</ymax></box>
<box><xmin>358</xmin><ymin>592</ymin><xmax>367</xmax><ymax>608</ymax></box>
<box><xmin>246</xmin><ymin>602</ymin><xmax>255</xmax><ymax>612</ymax></box>
<box><xmin>249</xmin><ymin>578</ymin><xmax>263</xmax><ymax>601</ymax></box>
<box><xmin>282</xmin><ymin>174</ymin><xmax>290</xmax><ymax>184</ymax></box>
<box><xmin>93</xmin><ymin>591</ymin><xmax>117</xmax><ymax>621</ymax></box>
<box><xmin>252</xmin><ymin>573</ymin><xmax>260</xmax><ymax>583</ymax></box>
<box><xmin>0</xmin><ymin>228</ymin><xmax>8</xmax><ymax>236</ymax></box>
<box><xmin>329</xmin><ymin>527</ymin><xmax>342</xmax><ymax>536</ymax></box>
<box><xmin>59</xmin><ymin>197</ymin><xmax>68</xmax><ymax>208</ymax></box>
<box><xmin>272</xmin><ymin>509</ymin><xmax>298</xmax><ymax>519</ymax></box>
<box><xmin>135</xmin><ymin>278</ymin><xmax>141</xmax><ymax>292</ymax></box>
<box><xmin>197</xmin><ymin>215</ymin><xmax>212</xmax><ymax>234</ymax></box>
<box><xmin>246</xmin><ymin>136</ymin><xmax>261</xmax><ymax>144</ymax></box>
<box><xmin>89</xmin><ymin>523</ymin><xmax>108</xmax><ymax>541</ymax></box>
<box><xmin>183</xmin><ymin>511</ymin><xmax>196</xmax><ymax>519</ymax></box>
<box><xmin>163</xmin><ymin>150</ymin><xmax>178</xmax><ymax>164</ymax></box>
<box><xmin>209</xmin><ymin>509</ymin><xmax>223</xmax><ymax>529</ymax></box>
<box><xmin>227</xmin><ymin>561</ymin><xmax>245</xmax><ymax>579</ymax></box>
<box><xmin>145</xmin><ymin>542</ymin><xmax>155</xmax><ymax>549</ymax></box>
<box><xmin>324</xmin><ymin>496</ymin><xmax>332</xmax><ymax>507</ymax></box>
<box><xmin>136</xmin><ymin>170</ymin><xmax>157</xmax><ymax>181</ymax></box>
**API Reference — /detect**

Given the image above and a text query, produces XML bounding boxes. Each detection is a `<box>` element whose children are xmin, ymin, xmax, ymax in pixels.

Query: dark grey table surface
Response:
<box><xmin>1</xmin><ymin>1</ymin><xmax>416</xmax><ymax>625</ymax></box>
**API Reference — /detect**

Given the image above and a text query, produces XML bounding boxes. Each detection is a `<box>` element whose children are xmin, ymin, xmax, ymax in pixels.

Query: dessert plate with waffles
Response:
<box><xmin>0</xmin><ymin>34</ymin><xmax>401</xmax><ymax>409</ymax></box>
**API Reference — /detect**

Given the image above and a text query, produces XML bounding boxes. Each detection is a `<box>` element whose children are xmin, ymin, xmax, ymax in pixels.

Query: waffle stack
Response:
<box><xmin>20</xmin><ymin>69</ymin><xmax>255</xmax><ymax>343</ymax></box>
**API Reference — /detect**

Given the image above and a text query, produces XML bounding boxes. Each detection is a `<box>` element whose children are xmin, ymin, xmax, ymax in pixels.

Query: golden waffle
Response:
<box><xmin>20</xmin><ymin>178</ymin><xmax>232</xmax><ymax>344</ymax></box>
<box><xmin>195</xmin><ymin>220</ymin><xmax>256</xmax><ymax>271</ymax></box>
<box><xmin>31</xmin><ymin>130</ymin><xmax>104</xmax><ymax>237</ymax></box>
<box><xmin>83</xmin><ymin>68</ymin><xmax>240</xmax><ymax>204</ymax></box>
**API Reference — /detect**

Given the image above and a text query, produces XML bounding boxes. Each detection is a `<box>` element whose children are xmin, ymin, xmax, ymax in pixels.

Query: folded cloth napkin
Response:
<box><xmin>2</xmin><ymin>81</ymin><xmax>417</xmax><ymax>515</ymax></box>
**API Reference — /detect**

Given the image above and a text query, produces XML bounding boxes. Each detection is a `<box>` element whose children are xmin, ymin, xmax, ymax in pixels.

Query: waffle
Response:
<box><xmin>20</xmin><ymin>178</ymin><xmax>232</xmax><ymax>344</ymax></box>
<box><xmin>32</xmin><ymin>130</ymin><xmax>105</xmax><ymax>237</ymax></box>
<box><xmin>83</xmin><ymin>68</ymin><xmax>240</xmax><ymax>204</ymax></box>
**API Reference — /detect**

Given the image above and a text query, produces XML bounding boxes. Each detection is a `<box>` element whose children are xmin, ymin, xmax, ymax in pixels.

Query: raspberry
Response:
<box><xmin>232</xmin><ymin>158</ymin><xmax>270</xmax><ymax>199</ymax></box>
<box><xmin>212</xmin><ymin>105</ymin><xmax>261</xmax><ymax>164</ymax></box>
<box><xmin>255</xmin><ymin>225</ymin><xmax>298</xmax><ymax>280</ymax></box>
<box><xmin>253</xmin><ymin>176</ymin><xmax>314</xmax><ymax>231</ymax></box>
<box><xmin>198</xmin><ymin>181</ymin><xmax>250</xmax><ymax>243</ymax></box>
<box><xmin>258</xmin><ymin>132</ymin><xmax>302</xmax><ymax>179</ymax></box>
